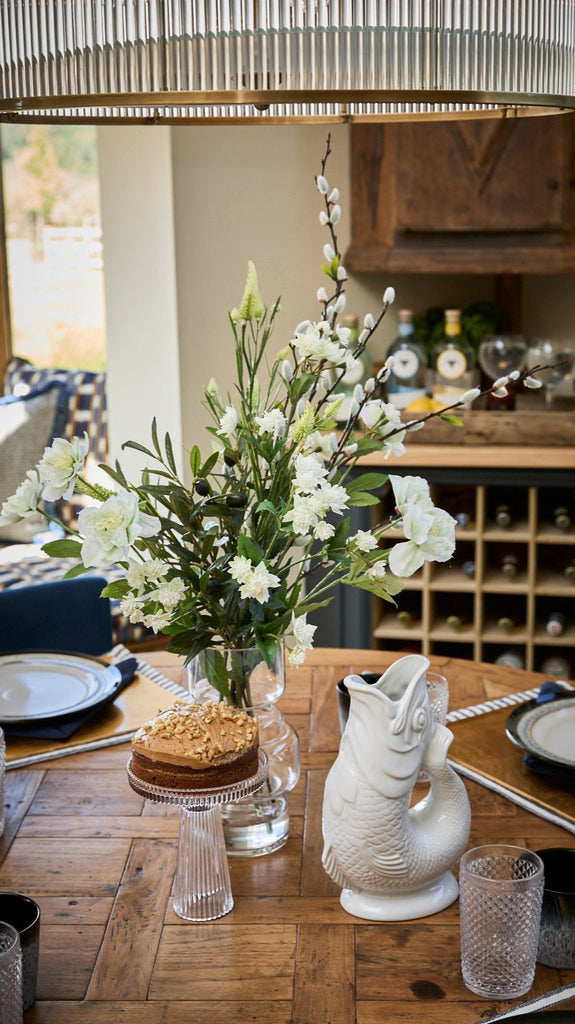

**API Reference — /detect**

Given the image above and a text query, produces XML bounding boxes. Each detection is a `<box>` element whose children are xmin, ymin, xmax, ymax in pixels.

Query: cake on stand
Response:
<box><xmin>127</xmin><ymin>750</ymin><xmax>268</xmax><ymax>921</ymax></box>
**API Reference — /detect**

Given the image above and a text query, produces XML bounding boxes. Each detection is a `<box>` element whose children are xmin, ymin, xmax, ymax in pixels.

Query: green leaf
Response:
<box><xmin>164</xmin><ymin>432</ymin><xmax>178</xmax><ymax>475</ymax></box>
<box><xmin>121</xmin><ymin>440</ymin><xmax>157</xmax><ymax>458</ymax></box>
<box><xmin>329</xmin><ymin>517</ymin><xmax>351</xmax><ymax>549</ymax></box>
<box><xmin>255</xmin><ymin>635</ymin><xmax>279</xmax><ymax>669</ymax></box>
<box><xmin>100</xmin><ymin>579</ymin><xmax>130</xmax><ymax>599</ymax></box>
<box><xmin>255</xmin><ymin>499</ymin><xmax>280</xmax><ymax>518</ymax></box>
<box><xmin>439</xmin><ymin>413</ymin><xmax>463</xmax><ymax>426</ymax></box>
<box><xmin>237</xmin><ymin>534</ymin><xmax>264</xmax><ymax>563</ymax></box>
<box><xmin>42</xmin><ymin>539</ymin><xmax>83</xmax><ymax>559</ymax></box>
<box><xmin>289</xmin><ymin>374</ymin><xmax>316</xmax><ymax>402</ymax></box>
<box><xmin>346</xmin><ymin>491</ymin><xmax>380</xmax><ymax>507</ymax></box>
<box><xmin>151</xmin><ymin>418</ymin><xmax>161</xmax><ymax>455</ymax></box>
<box><xmin>200</xmin><ymin>451</ymin><xmax>219</xmax><ymax>478</ymax></box>
<box><xmin>62</xmin><ymin>563</ymin><xmax>90</xmax><ymax>580</ymax></box>
<box><xmin>201</xmin><ymin>649</ymin><xmax>231</xmax><ymax>701</ymax></box>
<box><xmin>347</xmin><ymin>472</ymin><xmax>388</xmax><ymax>494</ymax></box>
<box><xmin>189</xmin><ymin>445</ymin><xmax>201</xmax><ymax>477</ymax></box>
<box><xmin>99</xmin><ymin>463</ymin><xmax>126</xmax><ymax>488</ymax></box>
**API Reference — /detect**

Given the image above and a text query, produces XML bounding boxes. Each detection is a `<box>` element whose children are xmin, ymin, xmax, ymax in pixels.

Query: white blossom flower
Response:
<box><xmin>144</xmin><ymin>558</ymin><xmax>168</xmax><ymax>581</ymax></box>
<box><xmin>238</xmin><ymin>561</ymin><xmax>281</xmax><ymax>603</ymax></box>
<box><xmin>288</xmin><ymin>647</ymin><xmax>307</xmax><ymax>668</ymax></box>
<box><xmin>229</xmin><ymin>555</ymin><xmax>253</xmax><ymax>584</ymax></box>
<box><xmin>143</xmin><ymin>611</ymin><xmax>172</xmax><ymax>633</ymax></box>
<box><xmin>218</xmin><ymin>405</ymin><xmax>238</xmax><ymax>438</ymax></box>
<box><xmin>0</xmin><ymin>470</ymin><xmax>43</xmax><ymax>524</ymax></box>
<box><xmin>359</xmin><ymin>399</ymin><xmax>385</xmax><ymax>431</ymax></box>
<box><xmin>284</xmin><ymin>494</ymin><xmax>319</xmax><ymax>535</ymax></box>
<box><xmin>38</xmin><ymin>433</ymin><xmax>89</xmax><ymax>501</ymax></box>
<box><xmin>316</xmin><ymin>482</ymin><xmax>349</xmax><ymax>515</ymax></box>
<box><xmin>303</xmin><ymin>430</ymin><xmax>338</xmax><ymax>457</ymax></box>
<box><xmin>460</xmin><ymin>388</ymin><xmax>481</xmax><ymax>404</ymax></box>
<box><xmin>126</xmin><ymin>561</ymin><xmax>148</xmax><ymax>592</ymax></box>
<box><xmin>78</xmin><ymin>492</ymin><xmax>161</xmax><ymax>569</ymax></box>
<box><xmin>367</xmin><ymin>561</ymin><xmax>387</xmax><ymax>580</ymax></box>
<box><xmin>151</xmin><ymin>577</ymin><xmax>187</xmax><ymax>610</ymax></box>
<box><xmin>293</xmin><ymin>613</ymin><xmax>317</xmax><ymax>649</ymax></box>
<box><xmin>255</xmin><ymin>408</ymin><xmax>287</xmax><ymax>440</ymax></box>
<box><xmin>350</xmin><ymin>530</ymin><xmax>378</xmax><ymax>552</ymax></box>
<box><xmin>294</xmin><ymin>453</ymin><xmax>328</xmax><ymax>493</ymax></box>
<box><xmin>120</xmin><ymin>593</ymin><xmax>144</xmax><ymax>618</ymax></box>
<box><xmin>314</xmin><ymin>520</ymin><xmax>335</xmax><ymax>541</ymax></box>
<box><xmin>390</xmin><ymin>474</ymin><xmax>433</xmax><ymax>514</ymax></box>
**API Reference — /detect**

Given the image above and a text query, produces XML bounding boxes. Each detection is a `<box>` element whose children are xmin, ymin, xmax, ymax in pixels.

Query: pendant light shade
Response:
<box><xmin>0</xmin><ymin>1</ymin><xmax>573</xmax><ymax>125</ymax></box>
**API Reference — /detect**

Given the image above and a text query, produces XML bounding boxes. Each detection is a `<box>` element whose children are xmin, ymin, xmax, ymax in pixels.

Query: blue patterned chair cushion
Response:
<box><xmin>4</xmin><ymin>357</ymin><xmax>109</xmax><ymax>527</ymax></box>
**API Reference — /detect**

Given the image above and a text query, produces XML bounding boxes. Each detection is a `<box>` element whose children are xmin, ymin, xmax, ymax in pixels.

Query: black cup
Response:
<box><xmin>336</xmin><ymin>673</ymin><xmax>381</xmax><ymax>734</ymax></box>
<box><xmin>535</xmin><ymin>848</ymin><xmax>575</xmax><ymax>969</ymax></box>
<box><xmin>0</xmin><ymin>892</ymin><xmax>41</xmax><ymax>1011</ymax></box>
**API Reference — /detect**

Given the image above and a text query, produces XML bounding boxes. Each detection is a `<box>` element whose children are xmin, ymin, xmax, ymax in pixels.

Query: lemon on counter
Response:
<box><xmin>404</xmin><ymin>396</ymin><xmax>445</xmax><ymax>413</ymax></box>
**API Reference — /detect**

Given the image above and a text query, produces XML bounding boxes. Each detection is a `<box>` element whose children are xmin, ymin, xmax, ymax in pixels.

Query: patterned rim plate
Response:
<box><xmin>0</xmin><ymin>651</ymin><xmax>120</xmax><ymax>722</ymax></box>
<box><xmin>506</xmin><ymin>693</ymin><xmax>575</xmax><ymax>771</ymax></box>
<box><xmin>500</xmin><ymin>1014</ymin><xmax>575</xmax><ymax>1022</ymax></box>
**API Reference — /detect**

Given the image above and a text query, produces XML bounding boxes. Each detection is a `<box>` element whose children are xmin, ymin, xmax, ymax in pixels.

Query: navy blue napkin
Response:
<box><xmin>523</xmin><ymin>681</ymin><xmax>575</xmax><ymax>781</ymax></box>
<box><xmin>2</xmin><ymin>657</ymin><xmax>138</xmax><ymax>741</ymax></box>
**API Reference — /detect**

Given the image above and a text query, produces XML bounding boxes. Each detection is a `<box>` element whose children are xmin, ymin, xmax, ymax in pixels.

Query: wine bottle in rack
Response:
<box><xmin>446</xmin><ymin>614</ymin><xmax>465</xmax><ymax>630</ymax></box>
<box><xmin>546</xmin><ymin>611</ymin><xmax>567</xmax><ymax>637</ymax></box>
<box><xmin>553</xmin><ymin>506</ymin><xmax>572</xmax><ymax>531</ymax></box>
<box><xmin>396</xmin><ymin>610</ymin><xmax>414</xmax><ymax>627</ymax></box>
<box><xmin>540</xmin><ymin>654</ymin><xmax>571</xmax><ymax>678</ymax></box>
<box><xmin>461</xmin><ymin>560</ymin><xmax>476</xmax><ymax>578</ymax></box>
<box><xmin>494</xmin><ymin>504</ymin><xmax>512</xmax><ymax>529</ymax></box>
<box><xmin>454</xmin><ymin>512</ymin><xmax>471</xmax><ymax>529</ymax></box>
<box><xmin>500</xmin><ymin>554</ymin><xmax>519</xmax><ymax>579</ymax></box>
<box><xmin>495</xmin><ymin>650</ymin><xmax>525</xmax><ymax>670</ymax></box>
<box><xmin>497</xmin><ymin>615</ymin><xmax>520</xmax><ymax>633</ymax></box>
<box><xmin>564</xmin><ymin>560</ymin><xmax>575</xmax><ymax>581</ymax></box>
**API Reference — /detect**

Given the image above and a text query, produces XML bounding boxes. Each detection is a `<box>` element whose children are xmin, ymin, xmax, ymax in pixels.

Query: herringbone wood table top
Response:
<box><xmin>1</xmin><ymin>648</ymin><xmax>574</xmax><ymax>1023</ymax></box>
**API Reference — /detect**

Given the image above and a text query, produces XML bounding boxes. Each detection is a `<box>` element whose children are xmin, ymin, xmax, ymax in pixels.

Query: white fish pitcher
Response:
<box><xmin>322</xmin><ymin>654</ymin><xmax>471</xmax><ymax>921</ymax></box>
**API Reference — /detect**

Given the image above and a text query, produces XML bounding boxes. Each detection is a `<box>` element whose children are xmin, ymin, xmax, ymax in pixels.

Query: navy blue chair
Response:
<box><xmin>0</xmin><ymin>576</ymin><xmax>113</xmax><ymax>655</ymax></box>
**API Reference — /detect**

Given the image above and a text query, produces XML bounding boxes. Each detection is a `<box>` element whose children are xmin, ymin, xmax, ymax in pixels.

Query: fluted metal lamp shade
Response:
<box><xmin>0</xmin><ymin>1</ymin><xmax>574</xmax><ymax>124</ymax></box>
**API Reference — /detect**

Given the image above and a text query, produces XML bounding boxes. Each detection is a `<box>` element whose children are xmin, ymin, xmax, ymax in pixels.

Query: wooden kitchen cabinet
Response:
<box><xmin>345</xmin><ymin>114</ymin><xmax>575</xmax><ymax>275</ymax></box>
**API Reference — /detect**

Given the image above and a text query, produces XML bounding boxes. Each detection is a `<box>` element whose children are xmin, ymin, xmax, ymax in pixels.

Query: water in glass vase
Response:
<box><xmin>186</xmin><ymin>646</ymin><xmax>300</xmax><ymax>856</ymax></box>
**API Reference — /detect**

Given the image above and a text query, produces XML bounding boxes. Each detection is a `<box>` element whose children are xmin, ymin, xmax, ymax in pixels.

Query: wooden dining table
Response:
<box><xmin>1</xmin><ymin>647</ymin><xmax>574</xmax><ymax>1023</ymax></box>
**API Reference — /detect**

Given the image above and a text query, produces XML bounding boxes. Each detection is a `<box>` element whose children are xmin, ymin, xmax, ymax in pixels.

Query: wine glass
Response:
<box><xmin>479</xmin><ymin>334</ymin><xmax>528</xmax><ymax>381</ymax></box>
<box><xmin>526</xmin><ymin>338</ymin><xmax>574</xmax><ymax>408</ymax></box>
<box><xmin>478</xmin><ymin>335</ymin><xmax>527</xmax><ymax>408</ymax></box>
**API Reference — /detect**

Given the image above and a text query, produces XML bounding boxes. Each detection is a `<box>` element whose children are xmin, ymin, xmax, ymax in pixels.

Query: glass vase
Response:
<box><xmin>186</xmin><ymin>646</ymin><xmax>300</xmax><ymax>857</ymax></box>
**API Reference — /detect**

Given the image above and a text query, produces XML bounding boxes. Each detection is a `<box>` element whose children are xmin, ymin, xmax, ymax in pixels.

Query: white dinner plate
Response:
<box><xmin>0</xmin><ymin>652</ymin><xmax>120</xmax><ymax>723</ymax></box>
<box><xmin>506</xmin><ymin>693</ymin><xmax>575</xmax><ymax>771</ymax></box>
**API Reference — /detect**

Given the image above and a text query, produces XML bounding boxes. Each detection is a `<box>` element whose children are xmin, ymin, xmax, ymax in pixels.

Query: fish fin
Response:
<box><xmin>322</xmin><ymin>842</ymin><xmax>351</xmax><ymax>890</ymax></box>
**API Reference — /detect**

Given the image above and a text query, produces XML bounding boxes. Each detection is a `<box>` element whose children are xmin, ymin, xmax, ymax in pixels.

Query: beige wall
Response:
<box><xmin>99</xmin><ymin>123</ymin><xmax>575</xmax><ymax>465</ymax></box>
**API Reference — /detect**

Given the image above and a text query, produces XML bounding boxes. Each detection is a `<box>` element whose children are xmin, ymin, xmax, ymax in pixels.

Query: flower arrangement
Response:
<box><xmin>0</xmin><ymin>138</ymin><xmax>543</xmax><ymax>705</ymax></box>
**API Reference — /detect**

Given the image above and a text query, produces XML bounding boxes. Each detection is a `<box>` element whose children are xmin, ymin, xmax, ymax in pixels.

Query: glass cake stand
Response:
<box><xmin>127</xmin><ymin>750</ymin><xmax>268</xmax><ymax>921</ymax></box>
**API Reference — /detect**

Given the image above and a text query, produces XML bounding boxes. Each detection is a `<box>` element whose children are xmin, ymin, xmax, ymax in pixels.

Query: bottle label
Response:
<box><xmin>436</xmin><ymin>348</ymin><xmax>467</xmax><ymax>380</ymax></box>
<box><xmin>387</xmin><ymin>387</ymin><xmax>426</xmax><ymax>409</ymax></box>
<box><xmin>392</xmin><ymin>349</ymin><xmax>421</xmax><ymax>380</ymax></box>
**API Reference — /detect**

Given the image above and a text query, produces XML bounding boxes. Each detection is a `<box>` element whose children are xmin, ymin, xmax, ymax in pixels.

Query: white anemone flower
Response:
<box><xmin>38</xmin><ymin>433</ymin><xmax>89</xmax><ymax>501</ymax></box>
<box><xmin>0</xmin><ymin>469</ymin><xmax>43</xmax><ymax>524</ymax></box>
<box><xmin>389</xmin><ymin>506</ymin><xmax>456</xmax><ymax>577</ymax></box>
<box><xmin>78</xmin><ymin>492</ymin><xmax>161</xmax><ymax>569</ymax></box>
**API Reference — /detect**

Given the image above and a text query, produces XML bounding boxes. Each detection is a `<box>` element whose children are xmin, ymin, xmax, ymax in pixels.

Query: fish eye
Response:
<box><xmin>412</xmin><ymin>707</ymin><xmax>428</xmax><ymax>732</ymax></box>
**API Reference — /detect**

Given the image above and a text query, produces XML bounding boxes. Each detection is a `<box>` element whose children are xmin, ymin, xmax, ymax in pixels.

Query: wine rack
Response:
<box><xmin>371</xmin><ymin>479</ymin><xmax>575</xmax><ymax>677</ymax></box>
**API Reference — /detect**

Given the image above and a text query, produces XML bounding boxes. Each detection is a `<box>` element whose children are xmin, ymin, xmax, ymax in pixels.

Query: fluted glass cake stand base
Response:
<box><xmin>127</xmin><ymin>750</ymin><xmax>267</xmax><ymax>921</ymax></box>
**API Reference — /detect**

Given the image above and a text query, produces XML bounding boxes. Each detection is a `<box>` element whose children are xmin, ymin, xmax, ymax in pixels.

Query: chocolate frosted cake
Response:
<box><xmin>130</xmin><ymin>701</ymin><xmax>259</xmax><ymax>790</ymax></box>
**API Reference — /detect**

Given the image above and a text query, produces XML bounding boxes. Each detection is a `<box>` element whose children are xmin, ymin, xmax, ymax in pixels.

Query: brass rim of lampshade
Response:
<box><xmin>0</xmin><ymin>89</ymin><xmax>573</xmax><ymax>125</ymax></box>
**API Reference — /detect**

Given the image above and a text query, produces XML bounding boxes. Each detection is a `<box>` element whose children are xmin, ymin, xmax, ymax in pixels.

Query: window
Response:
<box><xmin>1</xmin><ymin>124</ymin><xmax>106</xmax><ymax>372</ymax></box>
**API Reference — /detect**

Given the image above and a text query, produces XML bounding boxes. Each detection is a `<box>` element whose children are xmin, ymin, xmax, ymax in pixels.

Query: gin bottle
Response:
<box><xmin>431</xmin><ymin>309</ymin><xmax>475</xmax><ymax>408</ymax></box>
<box><xmin>386</xmin><ymin>309</ymin><xmax>428</xmax><ymax>409</ymax></box>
